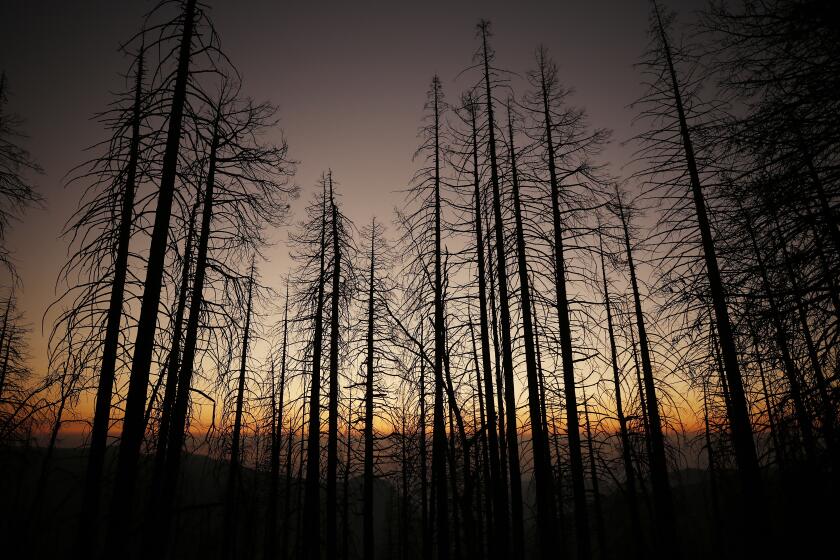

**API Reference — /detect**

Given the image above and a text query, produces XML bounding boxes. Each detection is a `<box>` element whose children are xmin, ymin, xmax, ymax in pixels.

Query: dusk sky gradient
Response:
<box><xmin>1</xmin><ymin>0</ymin><xmax>700</xmax><ymax>374</ymax></box>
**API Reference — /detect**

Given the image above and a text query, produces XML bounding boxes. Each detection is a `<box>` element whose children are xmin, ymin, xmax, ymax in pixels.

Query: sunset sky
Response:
<box><xmin>1</xmin><ymin>0</ymin><xmax>702</xmax><ymax>421</ymax></box>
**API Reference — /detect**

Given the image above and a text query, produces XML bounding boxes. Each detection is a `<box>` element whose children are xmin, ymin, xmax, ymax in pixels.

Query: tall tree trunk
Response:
<box><xmin>401</xmin><ymin>416</ymin><xmax>409</xmax><ymax>560</ymax></box>
<box><xmin>770</xmin><ymin>209</ymin><xmax>836</xmax><ymax>453</ymax></box>
<box><xmin>532</xmin><ymin>301</ymin><xmax>550</xmax><ymax>456</ymax></box>
<box><xmin>701</xmin><ymin>380</ymin><xmax>722</xmax><ymax>539</ymax></box>
<box><xmin>223</xmin><ymin>261</ymin><xmax>255</xmax><ymax>559</ymax></box>
<box><xmin>478</xmin><ymin>24</ymin><xmax>525</xmax><ymax>557</ymax></box>
<box><xmin>419</xmin><ymin>323</ymin><xmax>430</xmax><ymax>560</ymax></box>
<box><xmin>296</xmin><ymin>381</ymin><xmax>309</xmax><ymax>557</ymax></box>
<box><xmin>31</xmin><ymin>366</ymin><xmax>74</xmax><ymax>527</ymax></box>
<box><xmin>0</xmin><ymin>324</ymin><xmax>10</xmax><ymax>403</ymax></box>
<box><xmin>469</xmin><ymin>99</ymin><xmax>507</xmax><ymax>559</ymax></box>
<box><xmin>628</xmin><ymin>326</ymin><xmax>652</xmax><ymax>462</ymax></box>
<box><xmin>652</xmin><ymin>0</ymin><xmax>762</xmax><ymax>509</ymax></box>
<box><xmin>749</xmin><ymin>319</ymin><xmax>783</xmax><ymax>468</ymax></box>
<box><xmin>599</xmin><ymin>231</ymin><xmax>643</xmax><ymax>559</ymax></box>
<box><xmin>442</xmin><ymin>321</ymin><xmax>475</xmax><ymax>559</ymax></box>
<box><xmin>582</xmin><ymin>392</ymin><xmax>606</xmax><ymax>558</ymax></box>
<box><xmin>430</xmin><ymin>76</ymin><xmax>450</xmax><ymax>560</ymax></box>
<box><xmin>303</xmin><ymin>181</ymin><xmax>329</xmax><ymax>560</ymax></box>
<box><xmin>106</xmin><ymin>1</ymin><xmax>197</xmax><ymax>552</ymax></box>
<box><xmin>281</xmin><ymin>381</ymin><xmax>296</xmax><ymax>556</ymax></box>
<box><xmin>445</xmin><ymin>400</ymin><xmax>462</xmax><ymax>560</ymax></box>
<box><xmin>364</xmin><ymin>221</ymin><xmax>376</xmax><ymax>560</ymax></box>
<box><xmin>326</xmin><ymin>174</ymin><xmax>342</xmax><ymax>560</ymax></box>
<box><xmin>76</xmin><ymin>44</ymin><xmax>145</xmax><ymax>560</ymax></box>
<box><xmin>617</xmin><ymin>195</ymin><xmax>677</xmax><ymax>557</ymax></box>
<box><xmin>485</xmin><ymin>203</ymin><xmax>509</xmax><ymax>497</ymax></box>
<box><xmin>470</xmin><ymin>318</ymin><xmax>493</xmax><ymax>557</ymax></box>
<box><xmin>342</xmin><ymin>396</ymin><xmax>351</xmax><ymax>560</ymax></box>
<box><xmin>0</xmin><ymin>297</ymin><xmax>9</xmax><ymax>382</ymax></box>
<box><xmin>741</xmin><ymin>209</ymin><xmax>815</xmax><ymax>463</ymax></box>
<box><xmin>506</xmin><ymin>105</ymin><xmax>556</xmax><ymax>557</ymax></box>
<box><xmin>155</xmin><ymin>105</ymin><xmax>220</xmax><ymax>555</ymax></box>
<box><xmin>536</xmin><ymin>48</ymin><xmax>590</xmax><ymax>560</ymax></box>
<box><xmin>149</xmin><ymin>200</ymin><xmax>197</xmax><ymax>504</ymax></box>
<box><xmin>795</xmin><ymin>128</ymin><xmax>840</xmax><ymax>260</ymax></box>
<box><xmin>266</xmin><ymin>285</ymin><xmax>290</xmax><ymax>559</ymax></box>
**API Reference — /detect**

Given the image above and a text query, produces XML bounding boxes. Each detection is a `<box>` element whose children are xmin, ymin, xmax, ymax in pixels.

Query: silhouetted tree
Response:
<box><xmin>0</xmin><ymin>72</ymin><xmax>41</xmax><ymax>273</ymax></box>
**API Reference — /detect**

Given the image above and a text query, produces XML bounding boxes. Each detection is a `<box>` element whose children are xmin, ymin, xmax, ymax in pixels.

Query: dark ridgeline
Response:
<box><xmin>3</xmin><ymin>2</ymin><xmax>840</xmax><ymax>560</ymax></box>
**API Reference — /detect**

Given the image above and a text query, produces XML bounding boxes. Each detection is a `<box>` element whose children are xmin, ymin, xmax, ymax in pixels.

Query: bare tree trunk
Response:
<box><xmin>148</xmin><ymin>200</ymin><xmax>197</xmax><ymax>509</ymax></box>
<box><xmin>770</xmin><ymin>209</ymin><xmax>836</xmax><ymax>453</ymax></box>
<box><xmin>469</xmin><ymin>317</ymin><xmax>494</xmax><ymax>558</ymax></box>
<box><xmin>0</xmin><ymin>324</ymin><xmax>10</xmax><ymax>403</ymax></box>
<box><xmin>478</xmin><ymin>23</ymin><xmax>525</xmax><ymax>557</ymax></box>
<box><xmin>296</xmin><ymin>382</ymin><xmax>309</xmax><ymax>557</ymax></box>
<box><xmin>536</xmin><ymin>48</ymin><xmax>590</xmax><ymax>560</ymax></box>
<box><xmin>326</xmin><ymin>174</ymin><xmax>342</xmax><ymax>560</ymax></box>
<box><xmin>532</xmin><ymin>301</ymin><xmax>550</xmax><ymax>458</ymax></box>
<box><xmin>281</xmin><ymin>388</ymin><xmax>296</xmax><ymax>557</ymax></box>
<box><xmin>701</xmin><ymin>380</ymin><xmax>722</xmax><ymax>539</ymax></box>
<box><xmin>617</xmin><ymin>194</ymin><xmax>677</xmax><ymax>557</ymax></box>
<box><xmin>342</xmin><ymin>396</ymin><xmax>351</xmax><ymax>560</ymax></box>
<box><xmin>653</xmin><ymin>0</ymin><xmax>762</xmax><ymax>510</ymax></box>
<box><xmin>223</xmin><ymin>260</ymin><xmax>255</xmax><ymax>559</ymax></box>
<box><xmin>430</xmin><ymin>76</ymin><xmax>450</xmax><ymax>560</ymax></box>
<box><xmin>106</xmin><ymin>1</ymin><xmax>197</xmax><ymax>552</ymax></box>
<box><xmin>628</xmin><ymin>326</ymin><xmax>652</xmax><ymax>462</ymax></box>
<box><xmin>741</xmin><ymin>208</ymin><xmax>815</xmax><ymax>463</ymax></box>
<box><xmin>485</xmin><ymin>204</ymin><xmax>509</xmax><ymax>497</ymax></box>
<box><xmin>582</xmin><ymin>392</ymin><xmax>606</xmax><ymax>558</ymax></box>
<box><xmin>156</xmin><ymin>105</ymin><xmax>220</xmax><ymax>555</ymax></box>
<box><xmin>265</xmin><ymin>285</ymin><xmax>290</xmax><ymax>559</ymax></box>
<box><xmin>419</xmin><ymin>323</ymin><xmax>430</xmax><ymax>560</ymax></box>
<box><xmin>0</xmin><ymin>297</ymin><xmax>9</xmax><ymax>379</ymax></box>
<box><xmin>401</xmin><ymin>415</ymin><xmax>409</xmax><ymax>560</ymax></box>
<box><xmin>364</xmin><ymin>221</ymin><xmax>376</xmax><ymax>560</ymax></box>
<box><xmin>505</xmin><ymin>104</ymin><xmax>556</xmax><ymax>558</ymax></box>
<box><xmin>76</xmin><ymin>44</ymin><xmax>145</xmax><ymax>560</ymax></box>
<box><xmin>442</xmin><ymin>320</ymin><xmax>475</xmax><ymax>559</ymax></box>
<box><xmin>749</xmin><ymin>320</ymin><xmax>783</xmax><ymax>468</ymax></box>
<box><xmin>468</xmin><ymin>99</ymin><xmax>508</xmax><ymax>559</ymax></box>
<box><xmin>303</xmin><ymin>183</ymin><xmax>328</xmax><ymax>560</ymax></box>
<box><xmin>32</xmin><ymin>366</ymin><xmax>74</xmax><ymax>527</ymax></box>
<box><xmin>599</xmin><ymin>232</ymin><xmax>643</xmax><ymax>559</ymax></box>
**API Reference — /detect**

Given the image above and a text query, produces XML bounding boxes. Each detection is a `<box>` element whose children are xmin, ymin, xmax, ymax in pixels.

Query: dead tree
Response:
<box><xmin>222</xmin><ymin>259</ymin><xmax>256</xmax><ymax>559</ymax></box>
<box><xmin>0</xmin><ymin>71</ymin><xmax>42</xmax><ymax>273</ymax></box>
<box><xmin>106</xmin><ymin>2</ymin><xmax>200</xmax><ymax>550</ymax></box>
<box><xmin>526</xmin><ymin>47</ymin><xmax>592</xmax><ymax>560</ymax></box>
<box><xmin>638</xmin><ymin>2</ymin><xmax>762</xmax><ymax>513</ymax></box>
<box><xmin>504</xmin><ymin>101</ymin><xmax>557</xmax><ymax>558</ymax></box>
<box><xmin>598</xmin><ymin>226</ymin><xmax>643</xmax><ymax>559</ymax></box>
<box><xmin>264</xmin><ymin>282</ymin><xmax>290</xmax><ymax>559</ymax></box>
<box><xmin>476</xmin><ymin>22</ymin><xmax>526</xmax><ymax>556</ymax></box>
<box><xmin>614</xmin><ymin>192</ymin><xmax>678</xmax><ymax>556</ymax></box>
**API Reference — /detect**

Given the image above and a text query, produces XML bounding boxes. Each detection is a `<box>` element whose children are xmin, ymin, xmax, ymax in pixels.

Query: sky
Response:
<box><xmin>0</xmin><ymin>0</ymin><xmax>703</xmax><ymax>378</ymax></box>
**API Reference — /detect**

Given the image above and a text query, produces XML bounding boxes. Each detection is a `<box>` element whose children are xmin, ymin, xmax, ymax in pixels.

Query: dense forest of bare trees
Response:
<box><xmin>1</xmin><ymin>1</ymin><xmax>839</xmax><ymax>559</ymax></box>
